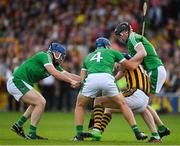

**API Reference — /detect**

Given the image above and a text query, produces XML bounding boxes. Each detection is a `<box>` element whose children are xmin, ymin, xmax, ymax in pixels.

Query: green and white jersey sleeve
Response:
<box><xmin>40</xmin><ymin>52</ymin><xmax>53</xmax><ymax>66</ymax></box>
<box><xmin>13</xmin><ymin>51</ymin><xmax>56</xmax><ymax>85</ymax></box>
<box><xmin>127</xmin><ymin>32</ymin><xmax>163</xmax><ymax>71</ymax></box>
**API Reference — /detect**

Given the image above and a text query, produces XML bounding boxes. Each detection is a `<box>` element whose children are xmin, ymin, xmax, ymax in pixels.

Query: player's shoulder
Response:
<box><xmin>108</xmin><ymin>48</ymin><xmax>121</xmax><ymax>54</ymax></box>
<box><xmin>131</xmin><ymin>32</ymin><xmax>142</xmax><ymax>39</ymax></box>
<box><xmin>34</xmin><ymin>51</ymin><xmax>49</xmax><ymax>58</ymax></box>
<box><xmin>36</xmin><ymin>51</ymin><xmax>48</xmax><ymax>56</ymax></box>
<box><xmin>128</xmin><ymin>32</ymin><xmax>142</xmax><ymax>44</ymax></box>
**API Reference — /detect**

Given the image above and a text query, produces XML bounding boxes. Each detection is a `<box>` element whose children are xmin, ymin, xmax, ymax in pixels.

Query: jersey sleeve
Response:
<box><xmin>56</xmin><ymin>65</ymin><xmax>64</xmax><ymax>72</ymax></box>
<box><xmin>129</xmin><ymin>32</ymin><xmax>143</xmax><ymax>50</ymax></box>
<box><xmin>112</xmin><ymin>50</ymin><xmax>125</xmax><ymax>63</ymax></box>
<box><xmin>40</xmin><ymin>52</ymin><xmax>53</xmax><ymax>66</ymax></box>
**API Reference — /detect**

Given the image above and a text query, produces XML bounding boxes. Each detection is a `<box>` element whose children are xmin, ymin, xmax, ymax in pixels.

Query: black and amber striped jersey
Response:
<box><xmin>123</xmin><ymin>65</ymin><xmax>151</xmax><ymax>97</ymax></box>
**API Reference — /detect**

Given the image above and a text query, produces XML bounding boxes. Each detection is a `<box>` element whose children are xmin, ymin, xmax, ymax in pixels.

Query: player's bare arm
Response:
<box><xmin>130</xmin><ymin>43</ymin><xmax>147</xmax><ymax>63</ymax></box>
<box><xmin>45</xmin><ymin>64</ymin><xmax>78</xmax><ymax>87</ymax></box>
<box><xmin>80</xmin><ymin>69</ymin><xmax>87</xmax><ymax>81</ymax></box>
<box><xmin>121</xmin><ymin>59</ymin><xmax>139</xmax><ymax>70</ymax></box>
<box><xmin>114</xmin><ymin>64</ymin><xmax>125</xmax><ymax>81</ymax></box>
<box><xmin>62</xmin><ymin>71</ymin><xmax>81</xmax><ymax>81</ymax></box>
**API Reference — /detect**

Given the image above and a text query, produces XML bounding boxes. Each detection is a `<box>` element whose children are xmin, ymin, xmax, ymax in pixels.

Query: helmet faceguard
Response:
<box><xmin>48</xmin><ymin>42</ymin><xmax>66</xmax><ymax>64</ymax></box>
<box><xmin>96</xmin><ymin>37</ymin><xmax>111</xmax><ymax>49</ymax></box>
<box><xmin>114</xmin><ymin>22</ymin><xmax>130</xmax><ymax>44</ymax></box>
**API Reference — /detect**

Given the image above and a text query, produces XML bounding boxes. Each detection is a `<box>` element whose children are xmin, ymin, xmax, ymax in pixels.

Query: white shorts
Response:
<box><xmin>125</xmin><ymin>89</ymin><xmax>149</xmax><ymax>113</ymax></box>
<box><xmin>81</xmin><ymin>73</ymin><xmax>119</xmax><ymax>98</ymax></box>
<box><xmin>6</xmin><ymin>76</ymin><xmax>33</xmax><ymax>101</ymax></box>
<box><xmin>148</xmin><ymin>66</ymin><xmax>167</xmax><ymax>93</ymax></box>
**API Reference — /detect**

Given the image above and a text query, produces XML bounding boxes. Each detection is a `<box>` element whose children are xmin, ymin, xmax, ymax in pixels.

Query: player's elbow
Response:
<box><xmin>126</xmin><ymin>65</ymin><xmax>136</xmax><ymax>70</ymax></box>
<box><xmin>142</xmin><ymin>50</ymin><xmax>147</xmax><ymax>57</ymax></box>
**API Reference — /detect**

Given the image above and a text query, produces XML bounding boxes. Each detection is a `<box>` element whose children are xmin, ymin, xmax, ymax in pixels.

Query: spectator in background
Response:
<box><xmin>0</xmin><ymin>0</ymin><xmax>179</xmax><ymax>112</ymax></box>
<box><xmin>39</xmin><ymin>76</ymin><xmax>55</xmax><ymax>111</ymax></box>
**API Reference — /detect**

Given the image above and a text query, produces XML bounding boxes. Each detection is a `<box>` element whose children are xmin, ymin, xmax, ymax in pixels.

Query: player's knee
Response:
<box><xmin>37</xmin><ymin>98</ymin><xmax>46</xmax><ymax>108</ymax></box>
<box><xmin>76</xmin><ymin>99</ymin><xmax>86</xmax><ymax>108</ymax></box>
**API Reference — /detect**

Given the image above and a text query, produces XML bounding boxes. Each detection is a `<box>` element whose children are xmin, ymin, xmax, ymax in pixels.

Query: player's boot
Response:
<box><xmin>72</xmin><ymin>135</ymin><xmax>84</xmax><ymax>141</ymax></box>
<box><xmin>135</xmin><ymin>132</ymin><xmax>148</xmax><ymax>140</ymax></box>
<box><xmin>158</xmin><ymin>127</ymin><xmax>170</xmax><ymax>138</ymax></box>
<box><xmin>11</xmin><ymin>123</ymin><xmax>26</xmax><ymax>138</ymax></box>
<box><xmin>27</xmin><ymin>134</ymin><xmax>48</xmax><ymax>140</ymax></box>
<box><xmin>91</xmin><ymin>129</ymin><xmax>102</xmax><ymax>141</ymax></box>
<box><xmin>80</xmin><ymin>132</ymin><xmax>92</xmax><ymax>138</ymax></box>
<box><xmin>148</xmin><ymin>137</ymin><xmax>162</xmax><ymax>143</ymax></box>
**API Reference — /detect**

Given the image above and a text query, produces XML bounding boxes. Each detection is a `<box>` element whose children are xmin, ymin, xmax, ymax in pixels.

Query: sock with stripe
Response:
<box><xmin>28</xmin><ymin>124</ymin><xmax>37</xmax><ymax>137</ymax></box>
<box><xmin>152</xmin><ymin>132</ymin><xmax>160</xmax><ymax>139</ymax></box>
<box><xmin>100</xmin><ymin>113</ymin><xmax>112</xmax><ymax>132</ymax></box>
<box><xmin>93</xmin><ymin>105</ymin><xmax>104</xmax><ymax>131</ymax></box>
<box><xmin>16</xmin><ymin>116</ymin><xmax>27</xmax><ymax>127</ymax></box>
<box><xmin>158</xmin><ymin>125</ymin><xmax>166</xmax><ymax>132</ymax></box>
<box><xmin>76</xmin><ymin>125</ymin><xmax>83</xmax><ymax>137</ymax></box>
<box><xmin>131</xmin><ymin>124</ymin><xmax>140</xmax><ymax>133</ymax></box>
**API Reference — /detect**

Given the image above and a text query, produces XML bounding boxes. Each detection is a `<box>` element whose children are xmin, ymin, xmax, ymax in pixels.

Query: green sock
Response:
<box><xmin>158</xmin><ymin>125</ymin><xmax>166</xmax><ymax>132</ymax></box>
<box><xmin>76</xmin><ymin>125</ymin><xmax>83</xmax><ymax>137</ymax></box>
<box><xmin>131</xmin><ymin>125</ymin><xmax>140</xmax><ymax>133</ymax></box>
<box><xmin>28</xmin><ymin>125</ymin><xmax>37</xmax><ymax>136</ymax></box>
<box><xmin>16</xmin><ymin>116</ymin><xmax>27</xmax><ymax>127</ymax></box>
<box><xmin>152</xmin><ymin>132</ymin><xmax>160</xmax><ymax>139</ymax></box>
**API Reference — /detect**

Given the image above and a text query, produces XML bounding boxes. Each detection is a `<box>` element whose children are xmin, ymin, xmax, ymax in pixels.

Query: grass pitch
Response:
<box><xmin>0</xmin><ymin>112</ymin><xmax>179</xmax><ymax>145</ymax></box>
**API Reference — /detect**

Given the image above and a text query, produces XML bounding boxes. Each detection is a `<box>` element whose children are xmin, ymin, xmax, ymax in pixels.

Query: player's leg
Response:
<box><xmin>88</xmin><ymin>100</ymin><xmax>95</xmax><ymax>130</ymax></box>
<box><xmin>147</xmin><ymin>105</ymin><xmax>170</xmax><ymax>138</ymax></box>
<box><xmin>94</xmin><ymin>93</ymin><xmax>147</xmax><ymax>140</ymax></box>
<box><xmin>92</xmin><ymin>104</ymin><xmax>104</xmax><ymax>132</ymax></box>
<box><xmin>113</xmin><ymin>93</ymin><xmax>147</xmax><ymax>140</ymax></box>
<box><xmin>7</xmin><ymin>77</ymin><xmax>34</xmax><ymax>138</ymax></box>
<box><xmin>91</xmin><ymin>96</ymin><xmax>119</xmax><ymax>141</ymax></box>
<box><xmin>126</xmin><ymin>89</ymin><xmax>161</xmax><ymax>142</ymax></box>
<box><xmin>11</xmin><ymin>105</ymin><xmax>34</xmax><ymax>138</ymax></box>
<box><xmin>141</xmin><ymin>108</ymin><xmax>161</xmax><ymax>142</ymax></box>
<box><xmin>148</xmin><ymin>66</ymin><xmax>170</xmax><ymax>138</ymax></box>
<box><xmin>74</xmin><ymin>93</ymin><xmax>92</xmax><ymax>141</ymax></box>
<box><xmin>100</xmin><ymin>108</ymin><xmax>113</xmax><ymax>132</ymax></box>
<box><xmin>21</xmin><ymin>89</ymin><xmax>47</xmax><ymax>139</ymax></box>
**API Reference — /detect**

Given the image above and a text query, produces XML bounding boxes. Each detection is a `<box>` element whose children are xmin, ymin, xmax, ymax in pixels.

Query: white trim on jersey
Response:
<box><xmin>134</xmin><ymin>42</ymin><xmax>143</xmax><ymax>51</ymax></box>
<box><xmin>129</xmin><ymin>32</ymin><xmax>138</xmax><ymax>46</ymax></box>
<box><xmin>119</xmin><ymin>58</ymin><xmax>126</xmax><ymax>63</ymax></box>
<box><xmin>44</xmin><ymin>63</ymin><xmax>53</xmax><ymax>66</ymax></box>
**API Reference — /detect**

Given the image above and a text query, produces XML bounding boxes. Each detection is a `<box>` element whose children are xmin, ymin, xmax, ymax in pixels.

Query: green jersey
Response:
<box><xmin>13</xmin><ymin>51</ymin><xmax>63</xmax><ymax>85</ymax></box>
<box><xmin>82</xmin><ymin>47</ymin><xmax>125</xmax><ymax>75</ymax></box>
<box><xmin>128</xmin><ymin>32</ymin><xmax>163</xmax><ymax>71</ymax></box>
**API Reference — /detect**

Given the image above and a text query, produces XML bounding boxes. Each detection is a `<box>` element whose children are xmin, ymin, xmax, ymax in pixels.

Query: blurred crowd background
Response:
<box><xmin>0</xmin><ymin>0</ymin><xmax>180</xmax><ymax>112</ymax></box>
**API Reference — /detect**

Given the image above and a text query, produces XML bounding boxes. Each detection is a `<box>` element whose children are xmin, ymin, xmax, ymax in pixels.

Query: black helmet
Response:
<box><xmin>114</xmin><ymin>22</ymin><xmax>130</xmax><ymax>36</ymax></box>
